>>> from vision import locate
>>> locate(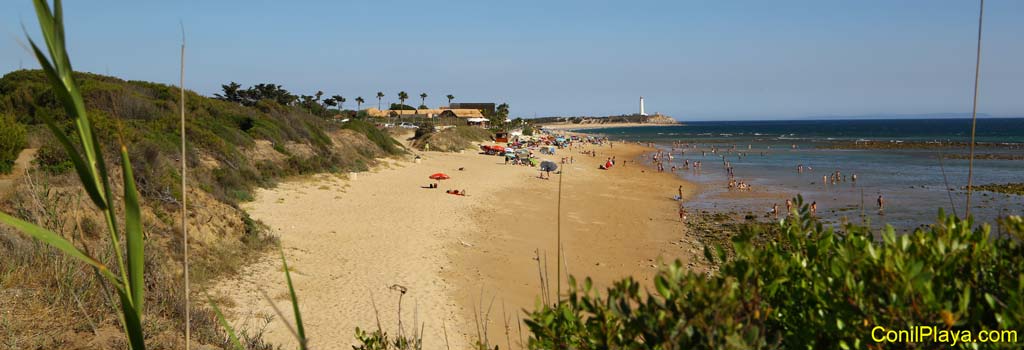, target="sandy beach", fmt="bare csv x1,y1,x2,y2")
215,136,704,349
